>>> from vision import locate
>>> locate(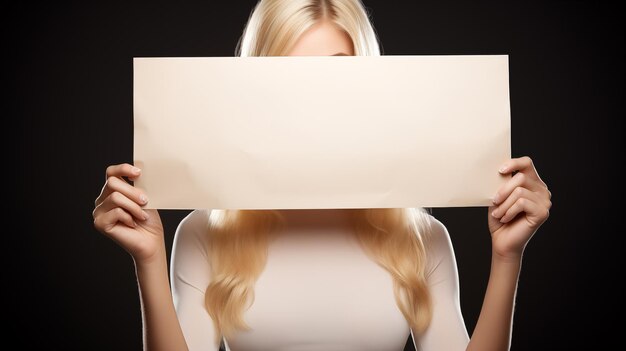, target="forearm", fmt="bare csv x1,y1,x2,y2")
466,252,522,351
135,247,189,351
